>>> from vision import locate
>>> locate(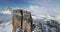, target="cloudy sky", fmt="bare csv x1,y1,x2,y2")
0,0,60,16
